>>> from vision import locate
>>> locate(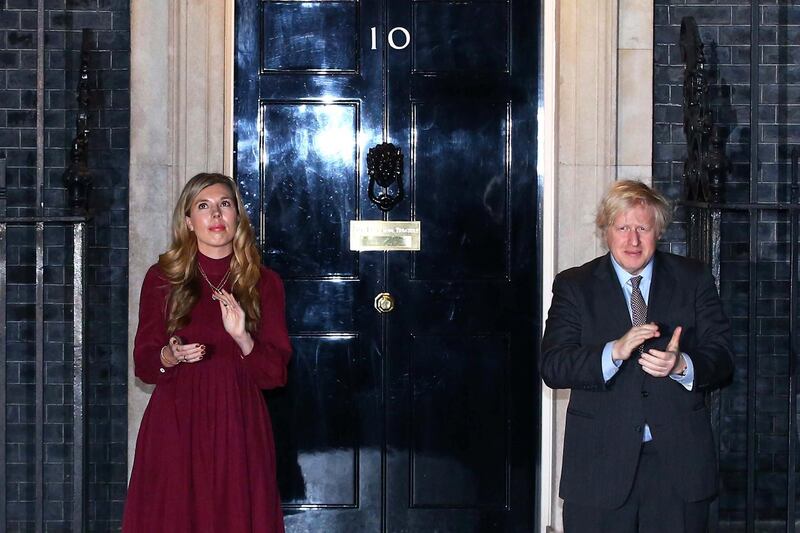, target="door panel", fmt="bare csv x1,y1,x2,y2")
273,334,361,507
412,3,509,74
262,2,359,72
408,335,509,508
236,1,539,531
410,101,509,280
261,102,359,278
